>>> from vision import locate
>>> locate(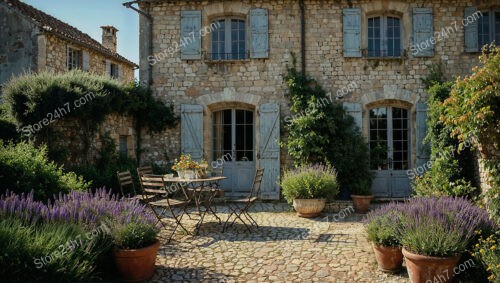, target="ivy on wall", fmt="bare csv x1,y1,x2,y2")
2,70,177,164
